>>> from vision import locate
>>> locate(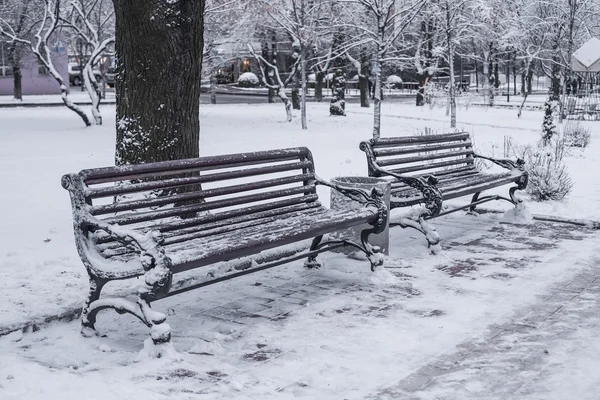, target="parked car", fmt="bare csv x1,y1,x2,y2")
68,63,102,86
